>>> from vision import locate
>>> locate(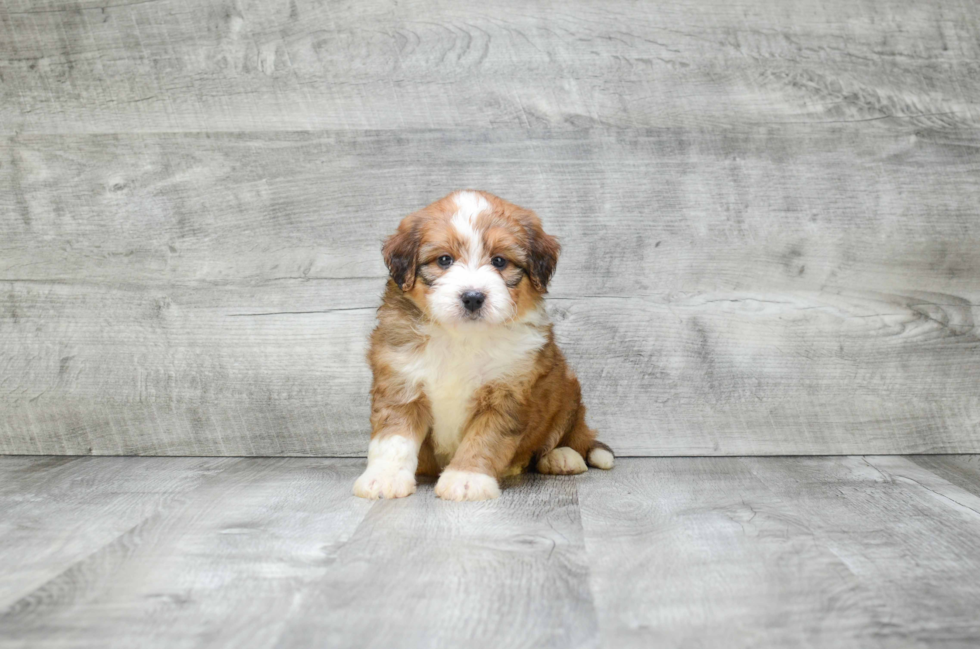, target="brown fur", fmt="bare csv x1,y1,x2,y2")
363,190,611,497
